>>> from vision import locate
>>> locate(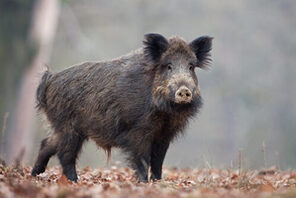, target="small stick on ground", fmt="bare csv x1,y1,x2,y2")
275,151,280,170
238,149,242,176
1,112,9,160
261,141,267,168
